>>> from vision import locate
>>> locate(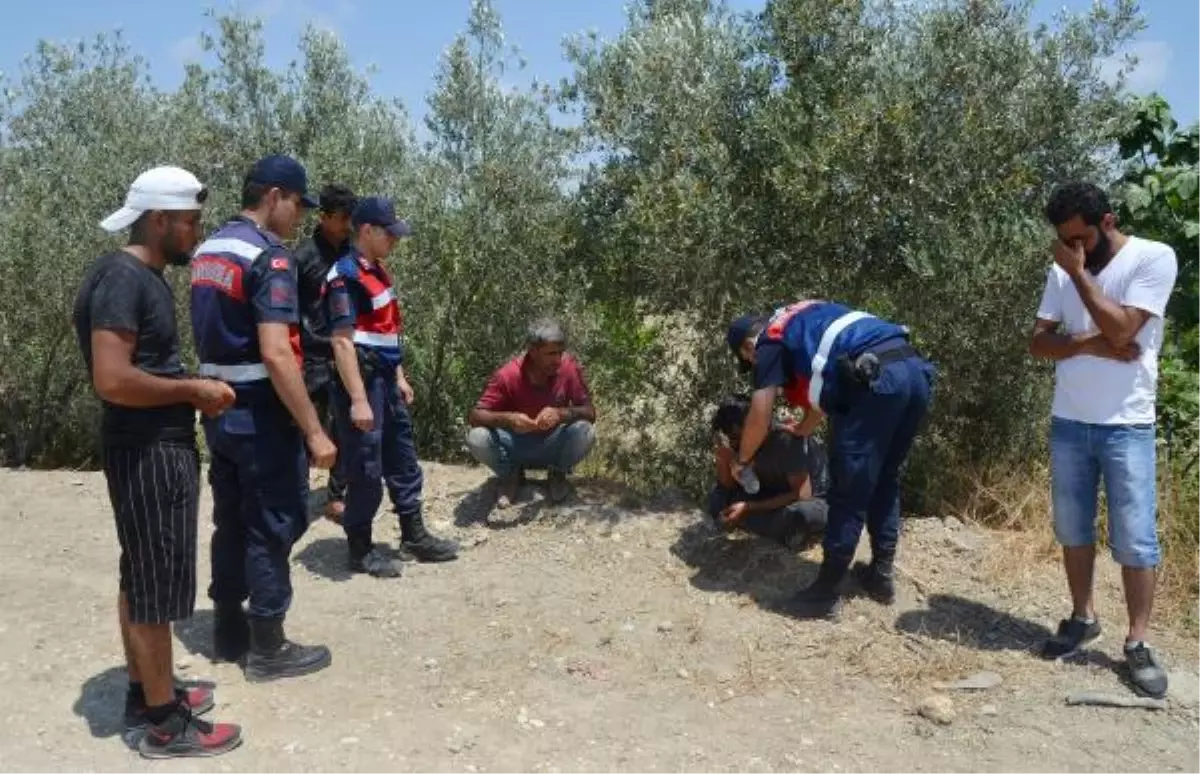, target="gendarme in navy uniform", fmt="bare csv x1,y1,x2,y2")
325,196,459,577
727,299,935,618
190,154,335,682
